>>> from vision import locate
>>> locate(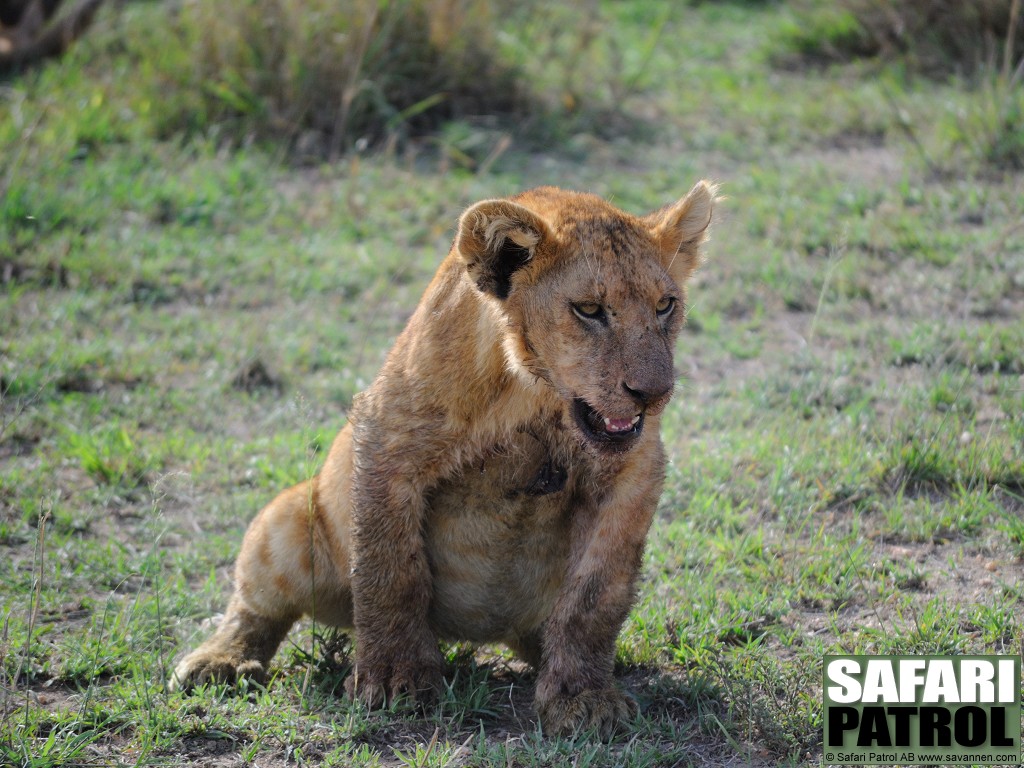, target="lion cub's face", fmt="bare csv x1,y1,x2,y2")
457,183,716,453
